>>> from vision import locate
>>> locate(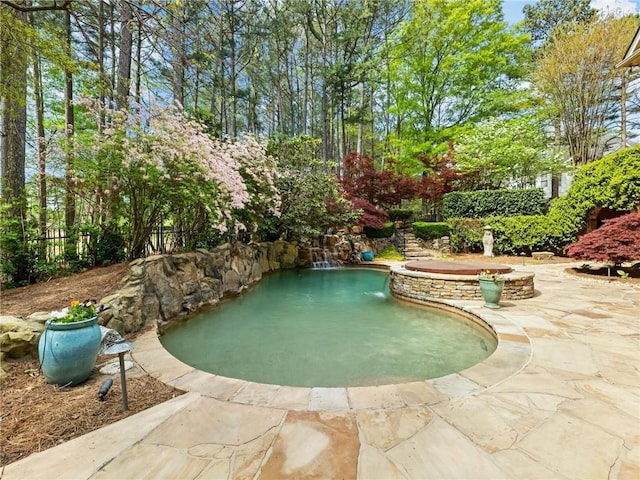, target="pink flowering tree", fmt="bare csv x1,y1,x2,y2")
69,101,279,259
